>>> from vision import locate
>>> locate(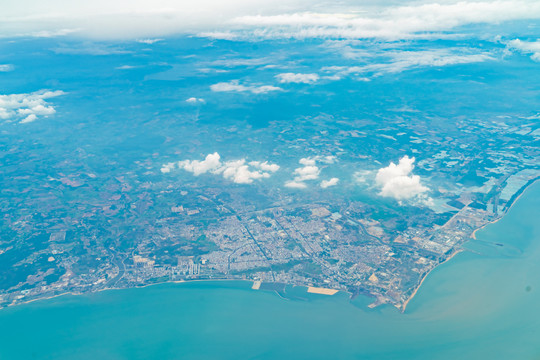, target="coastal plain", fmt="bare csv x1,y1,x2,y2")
0,181,539,359
1,34,539,312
